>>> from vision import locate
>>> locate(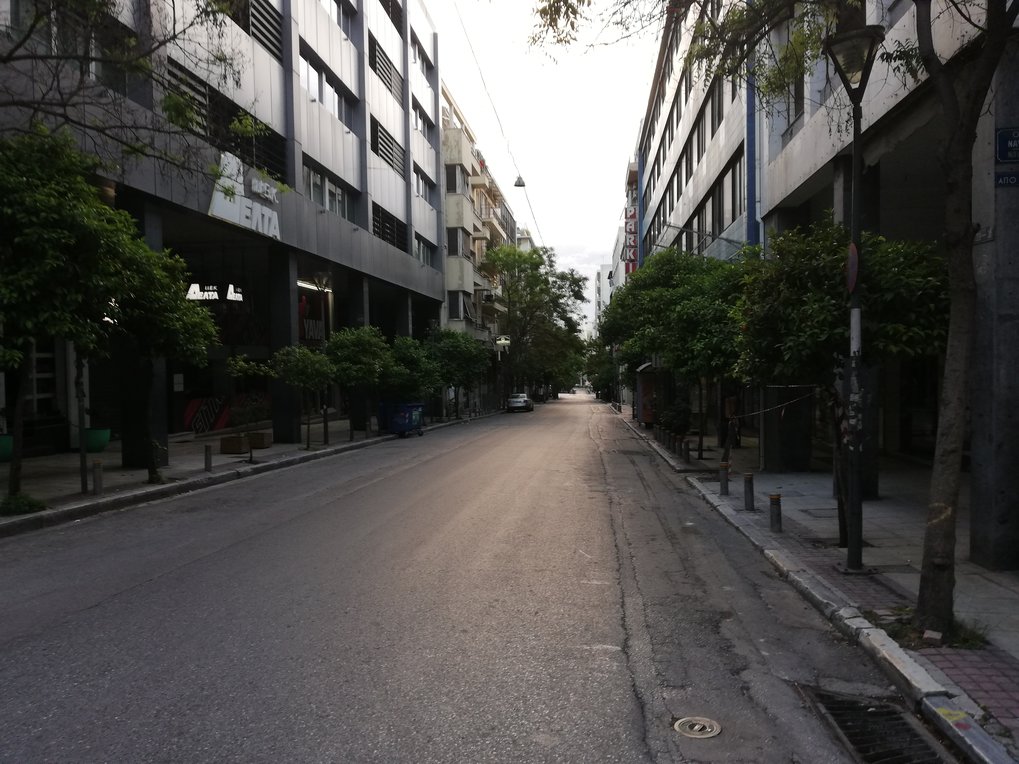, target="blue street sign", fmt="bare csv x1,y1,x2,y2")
995,128,1019,163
